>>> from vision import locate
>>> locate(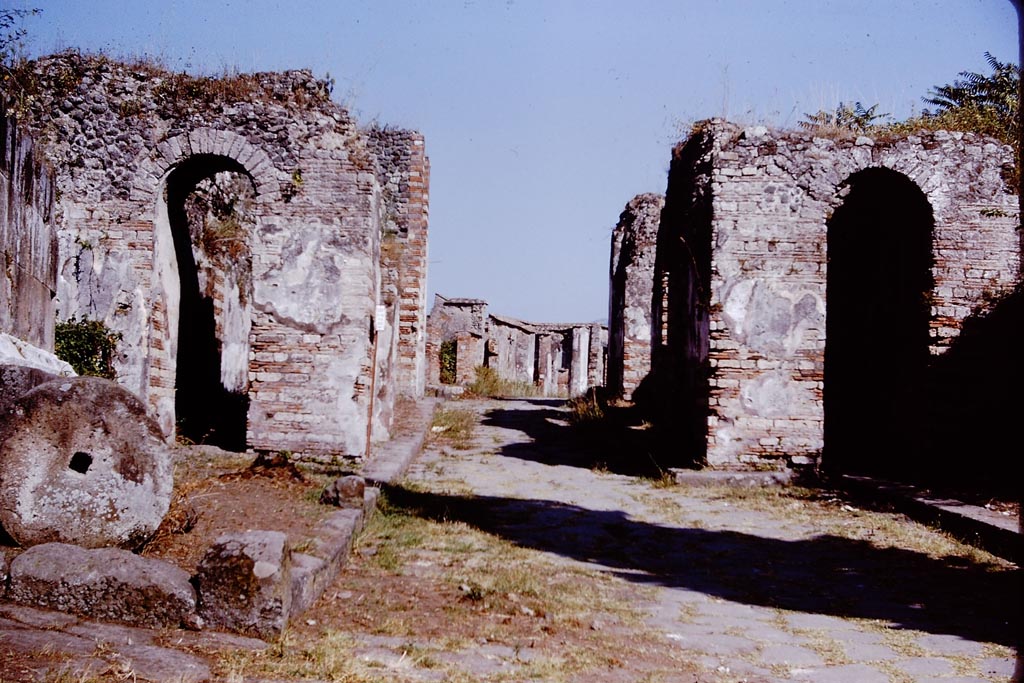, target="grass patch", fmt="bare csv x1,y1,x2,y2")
430,407,476,450
466,366,538,398
215,630,379,682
